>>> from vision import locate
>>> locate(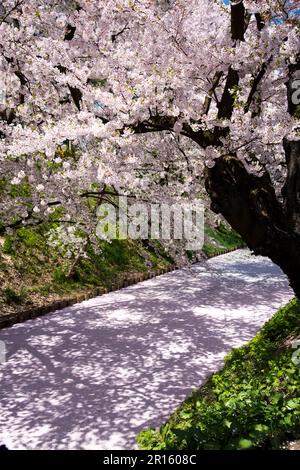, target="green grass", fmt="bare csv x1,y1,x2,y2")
3,287,26,305
1,220,243,307
137,299,300,450
203,223,244,257
0,224,173,303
